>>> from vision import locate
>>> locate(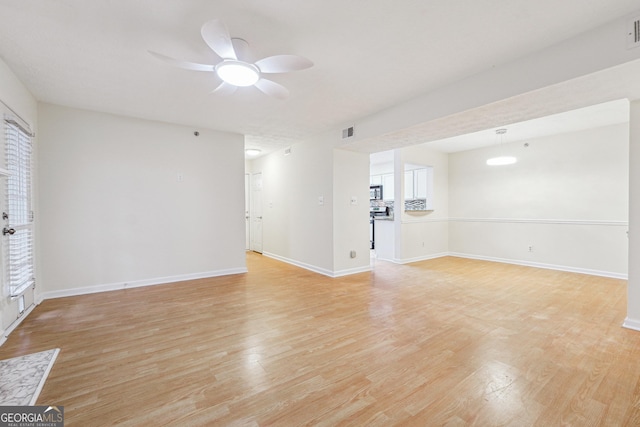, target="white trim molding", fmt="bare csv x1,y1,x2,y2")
263,252,334,277
448,217,628,227
333,266,372,277
38,268,248,301
0,302,38,347
2,267,248,347
399,252,450,264
623,317,640,332
376,252,449,265
401,218,449,224
373,251,627,279
263,252,372,278
449,252,628,280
